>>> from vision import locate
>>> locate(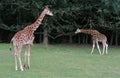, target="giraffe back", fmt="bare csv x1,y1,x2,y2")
80,29,107,42
90,30,107,42
11,26,35,46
